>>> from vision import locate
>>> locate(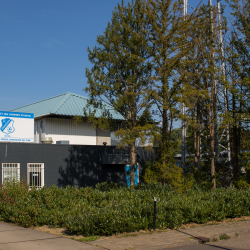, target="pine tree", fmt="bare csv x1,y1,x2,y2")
141,0,196,187
84,0,154,185
226,0,250,187
182,2,228,188
146,0,191,146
